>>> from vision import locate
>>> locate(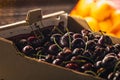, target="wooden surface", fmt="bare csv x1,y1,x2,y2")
0,0,77,26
